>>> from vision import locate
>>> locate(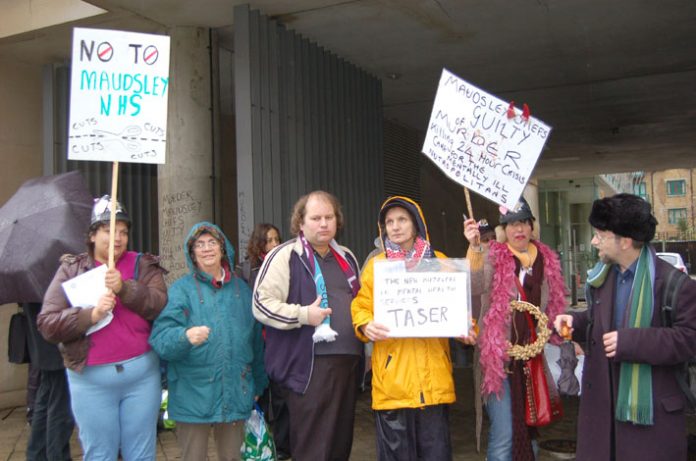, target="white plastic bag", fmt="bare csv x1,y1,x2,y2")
241,403,276,461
